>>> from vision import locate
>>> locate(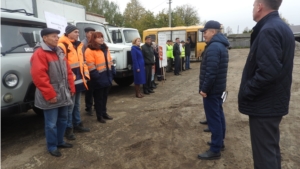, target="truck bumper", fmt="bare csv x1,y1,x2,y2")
1,102,32,116
115,69,133,78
